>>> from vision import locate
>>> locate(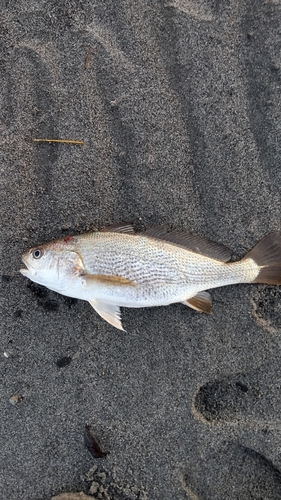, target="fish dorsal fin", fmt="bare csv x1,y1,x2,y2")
142,227,231,262
182,291,212,313
101,223,135,234
88,299,124,331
